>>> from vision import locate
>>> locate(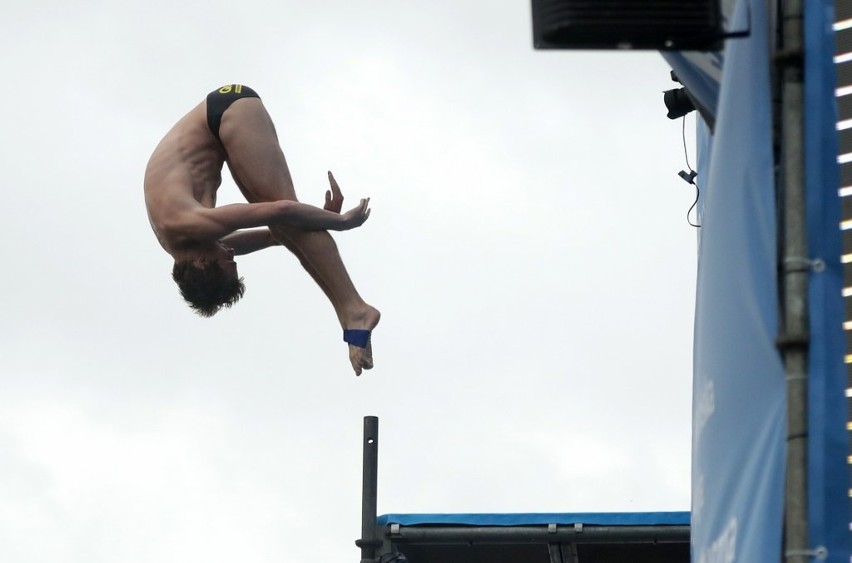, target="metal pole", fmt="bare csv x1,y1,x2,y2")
356,416,381,563
777,0,809,561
